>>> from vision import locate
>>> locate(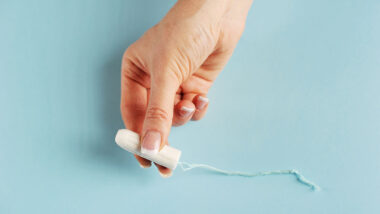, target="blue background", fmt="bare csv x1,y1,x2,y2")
1,0,379,213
